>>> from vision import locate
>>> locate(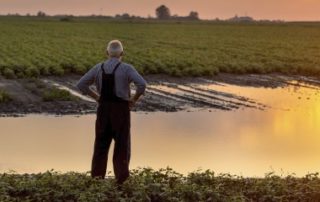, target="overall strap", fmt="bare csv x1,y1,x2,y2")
100,63,105,74
112,62,122,75
100,62,121,74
